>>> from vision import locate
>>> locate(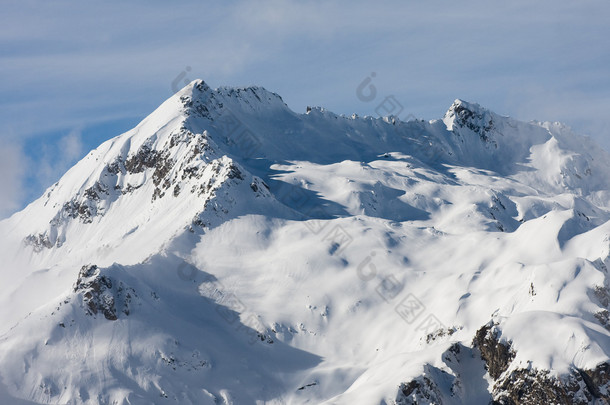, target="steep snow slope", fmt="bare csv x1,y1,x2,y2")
0,80,609,404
